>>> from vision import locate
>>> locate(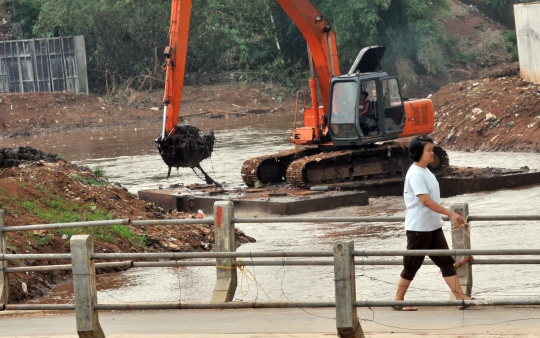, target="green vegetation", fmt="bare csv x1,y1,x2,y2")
457,52,477,65
487,0,507,12
34,183,50,194
503,30,518,62
21,198,111,223
7,191,147,248
92,166,106,178
1,0,503,94
71,174,108,186
90,225,146,248
25,232,51,247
